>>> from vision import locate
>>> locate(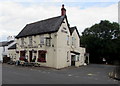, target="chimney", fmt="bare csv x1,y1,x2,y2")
61,4,66,16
